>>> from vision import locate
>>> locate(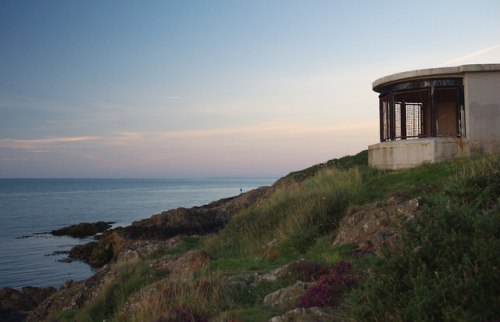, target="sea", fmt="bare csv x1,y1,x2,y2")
0,178,275,289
